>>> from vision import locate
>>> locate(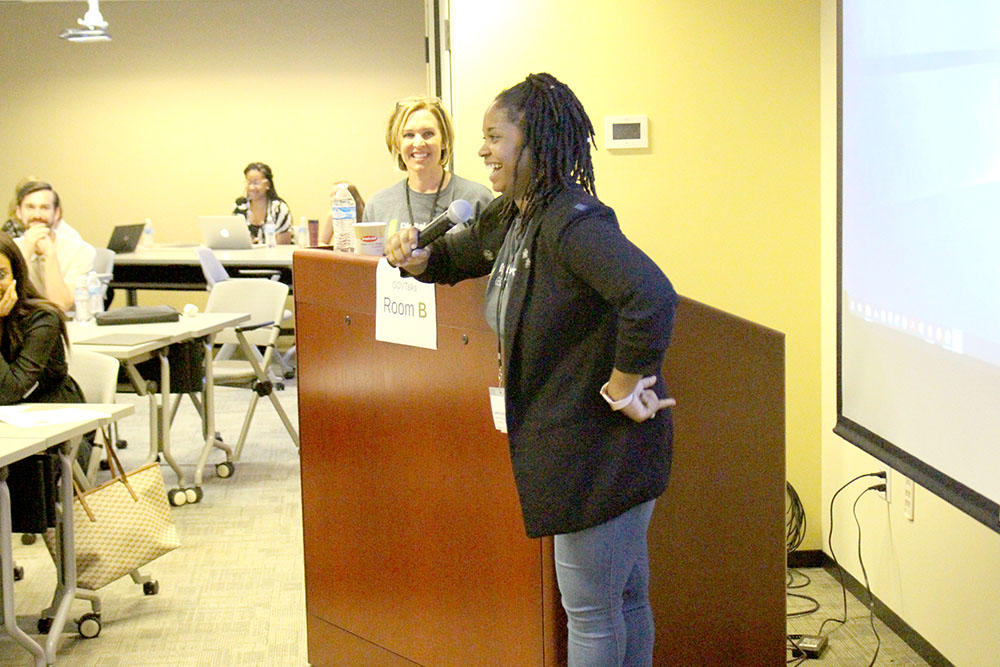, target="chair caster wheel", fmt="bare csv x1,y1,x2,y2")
216,461,235,479
185,487,203,504
99,459,110,471
168,488,187,506
20,533,36,545
37,617,52,634
13,565,24,581
78,612,101,639
143,580,160,595
115,438,128,449
283,369,296,379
